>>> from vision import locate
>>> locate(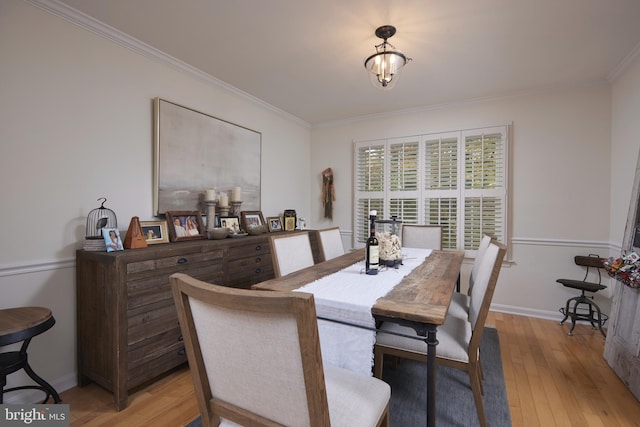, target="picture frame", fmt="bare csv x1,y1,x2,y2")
102,228,124,252
219,216,241,234
267,216,283,232
284,215,296,232
240,211,265,231
153,98,262,215
140,220,169,245
166,211,206,242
